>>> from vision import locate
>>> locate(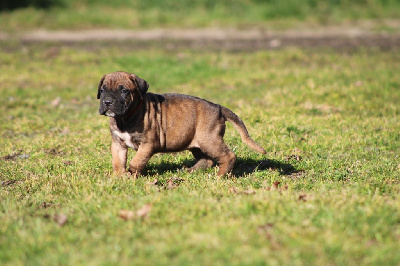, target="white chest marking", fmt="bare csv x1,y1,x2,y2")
112,131,135,149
